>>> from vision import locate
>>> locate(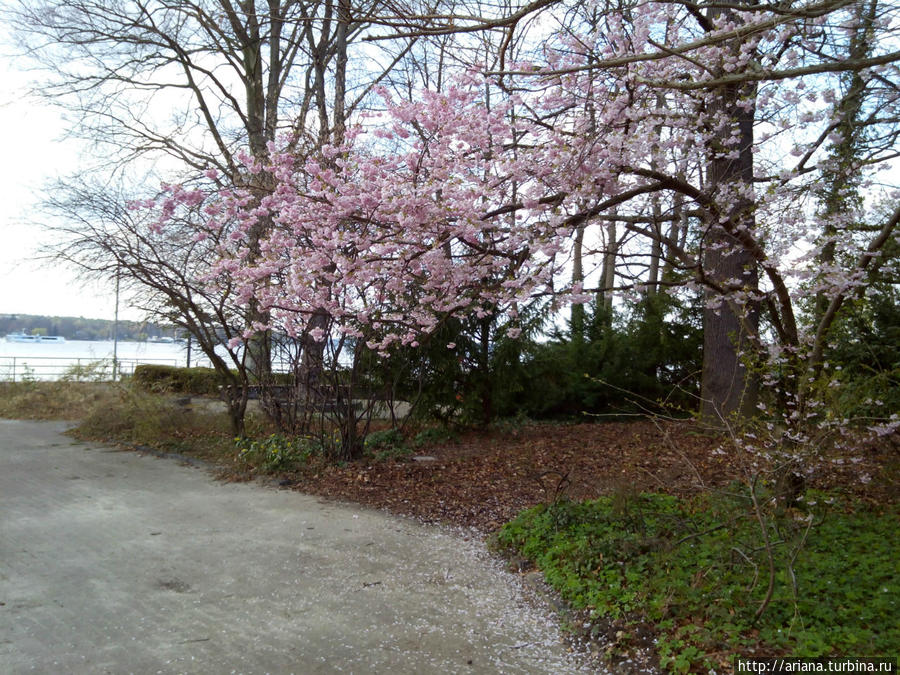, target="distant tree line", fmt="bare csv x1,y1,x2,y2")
0,314,178,342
